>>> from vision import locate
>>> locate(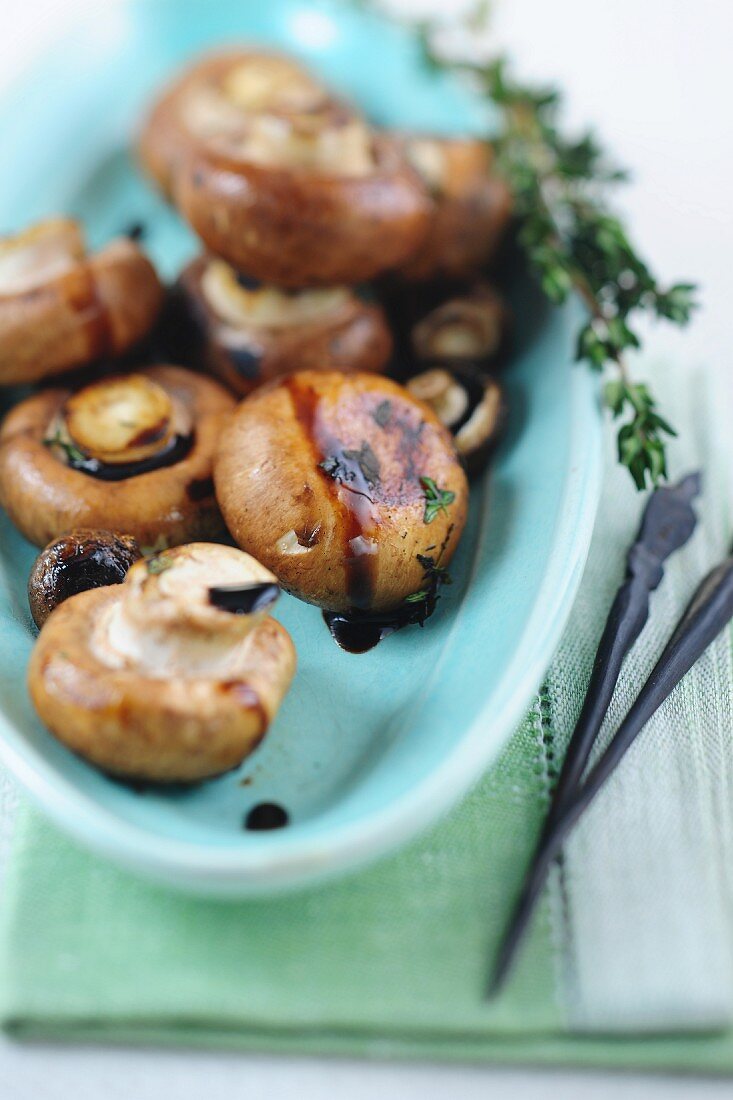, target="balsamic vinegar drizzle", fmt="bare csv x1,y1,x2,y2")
323,608,411,653
286,377,378,614
59,432,193,481
209,582,280,615
325,525,455,653
244,802,289,831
